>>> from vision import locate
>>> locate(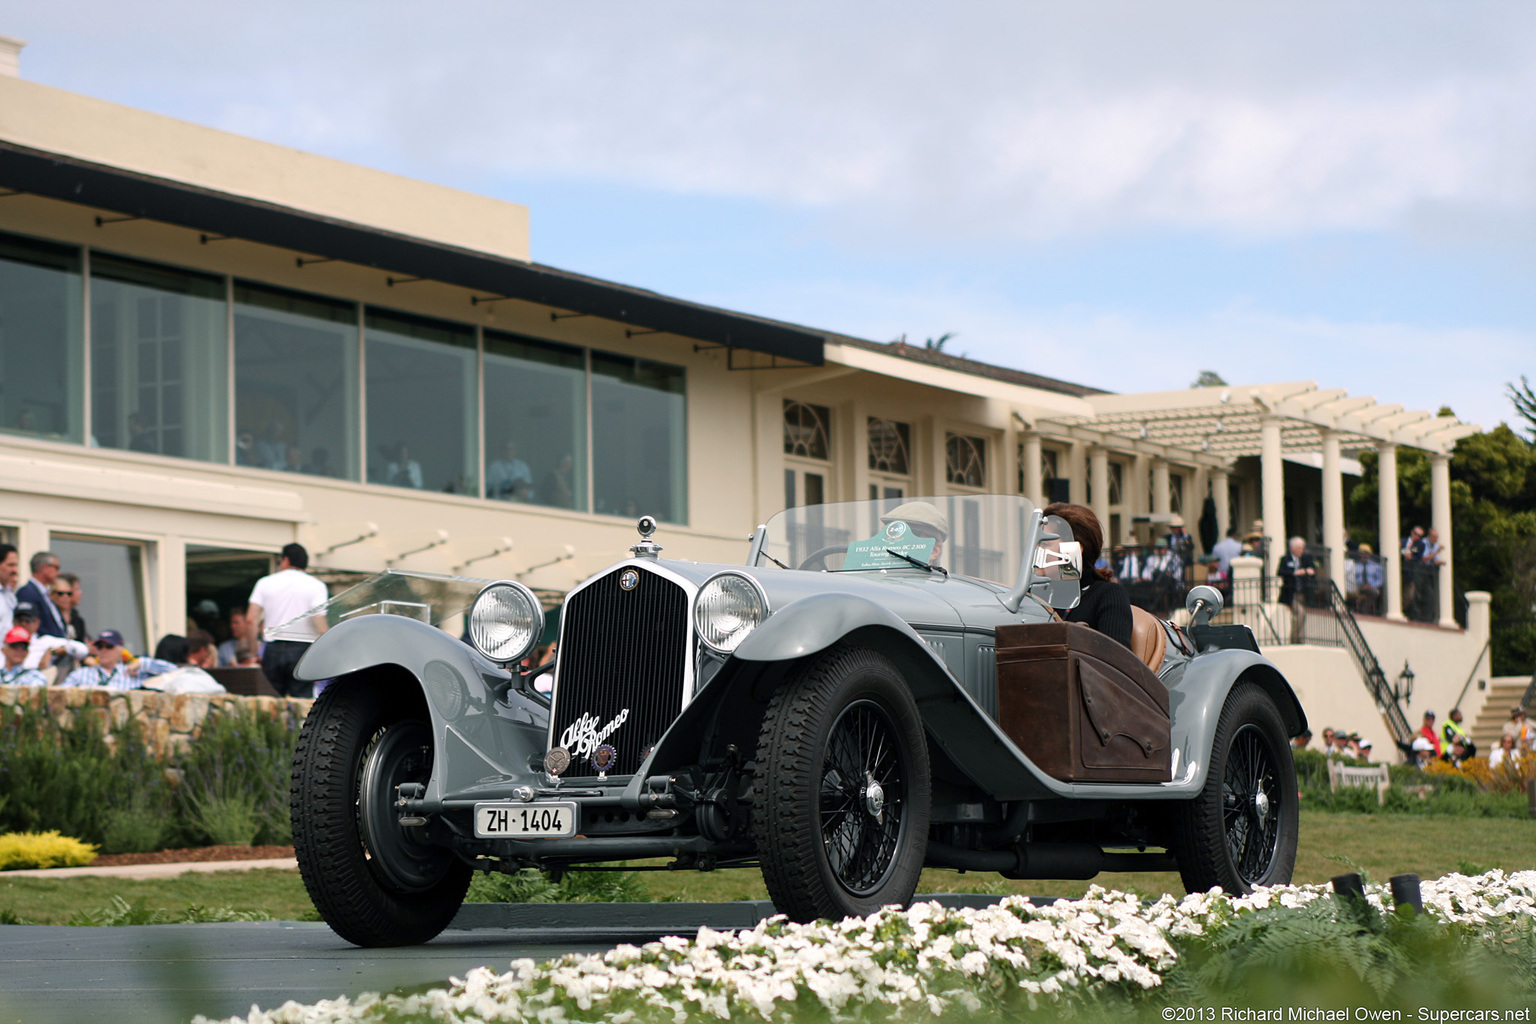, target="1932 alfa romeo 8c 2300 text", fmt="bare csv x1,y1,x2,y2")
283,495,1306,946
